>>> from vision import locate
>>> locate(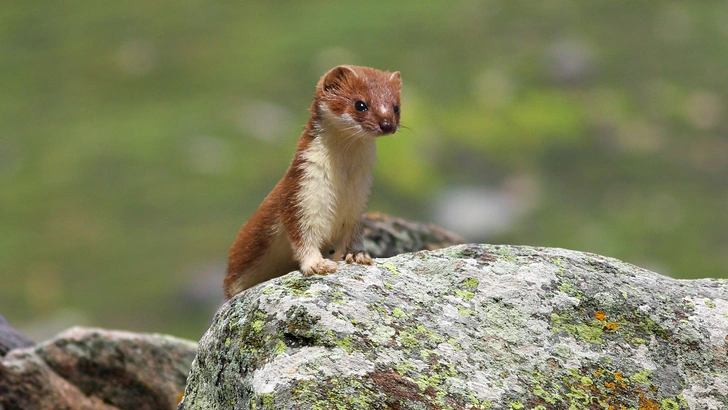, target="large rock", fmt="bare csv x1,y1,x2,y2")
179,244,728,409
0,327,197,410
